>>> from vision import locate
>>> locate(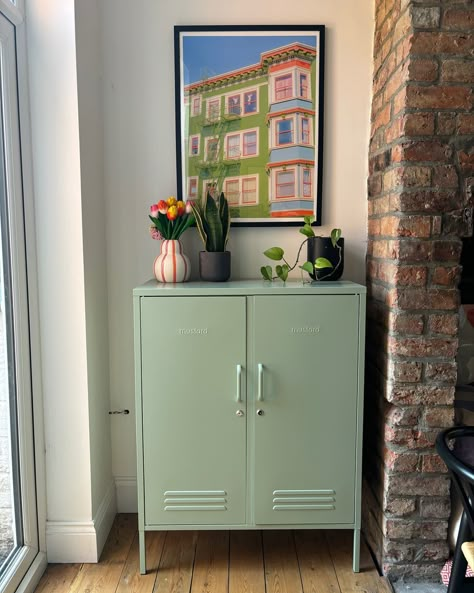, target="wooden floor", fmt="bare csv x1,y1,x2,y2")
34,514,392,593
